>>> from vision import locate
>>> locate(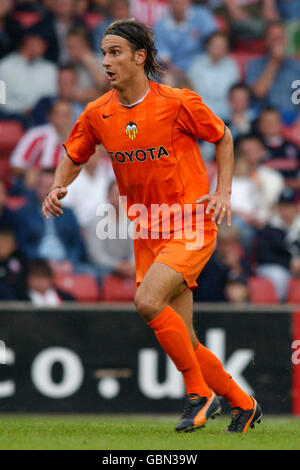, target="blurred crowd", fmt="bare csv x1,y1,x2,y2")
0,0,300,305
